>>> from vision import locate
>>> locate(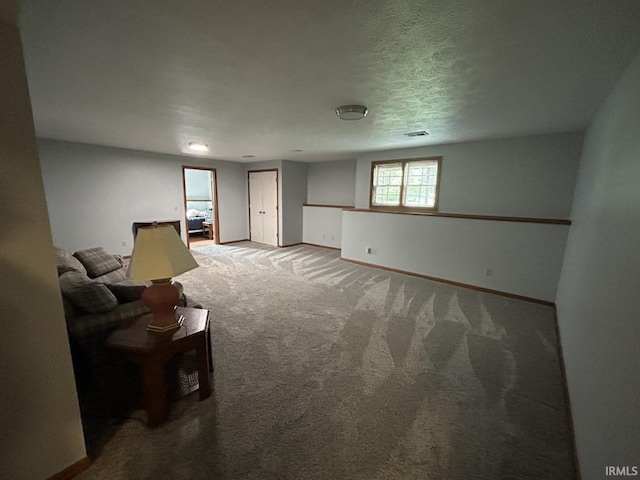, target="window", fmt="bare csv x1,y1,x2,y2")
370,157,441,210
